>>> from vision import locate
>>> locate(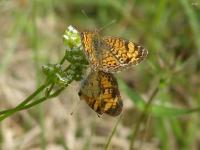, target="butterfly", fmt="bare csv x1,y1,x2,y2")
80,30,148,73
78,71,123,116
